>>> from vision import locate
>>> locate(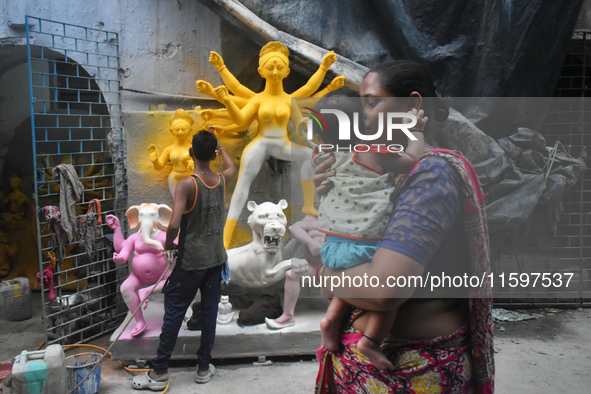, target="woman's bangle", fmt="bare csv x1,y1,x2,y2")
216,148,226,154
